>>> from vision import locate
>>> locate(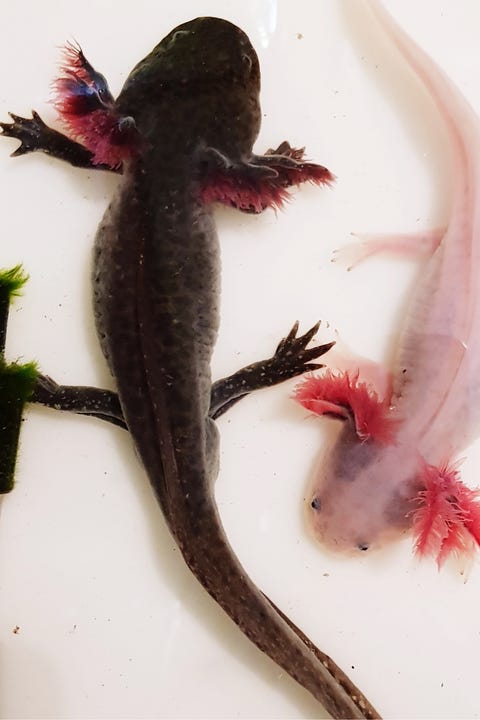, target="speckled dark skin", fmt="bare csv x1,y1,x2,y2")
1,18,379,719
